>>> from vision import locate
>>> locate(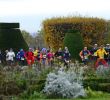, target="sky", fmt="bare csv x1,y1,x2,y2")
0,0,110,34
